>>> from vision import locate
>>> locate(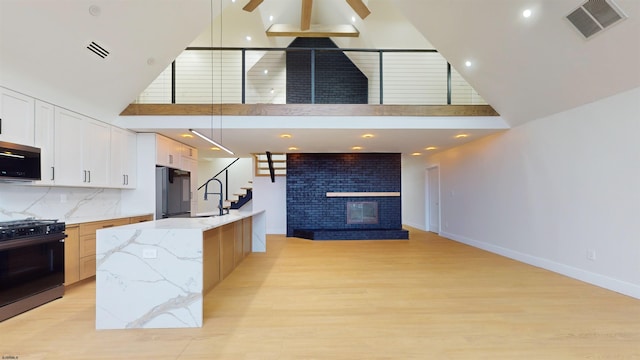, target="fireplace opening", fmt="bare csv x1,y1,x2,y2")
347,201,378,224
